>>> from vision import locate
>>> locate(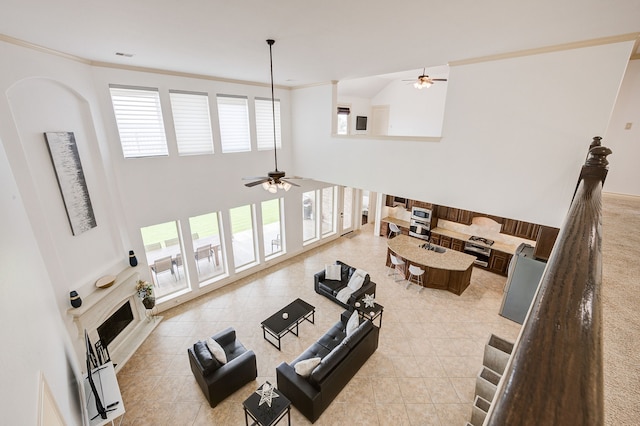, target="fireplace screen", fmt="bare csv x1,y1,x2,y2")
97,301,134,347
